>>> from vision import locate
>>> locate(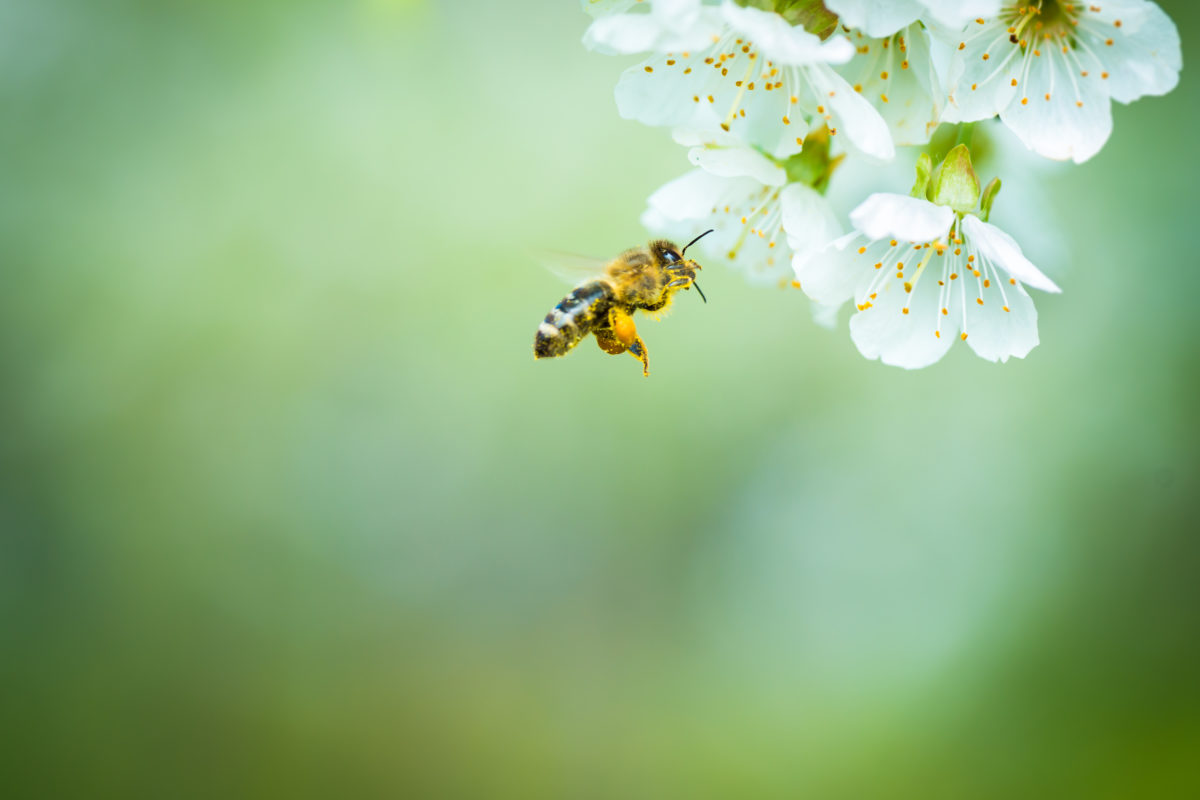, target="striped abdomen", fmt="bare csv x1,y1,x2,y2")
534,280,614,359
